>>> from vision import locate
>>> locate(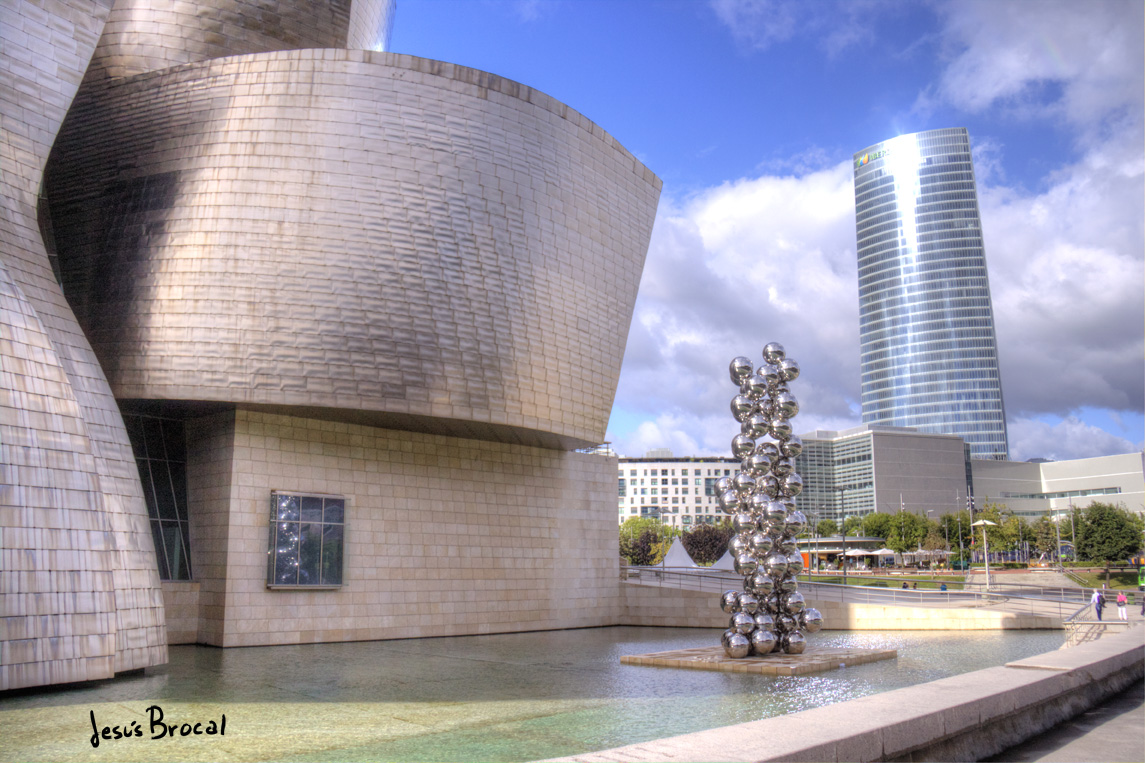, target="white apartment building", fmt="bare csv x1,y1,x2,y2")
617,451,740,527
